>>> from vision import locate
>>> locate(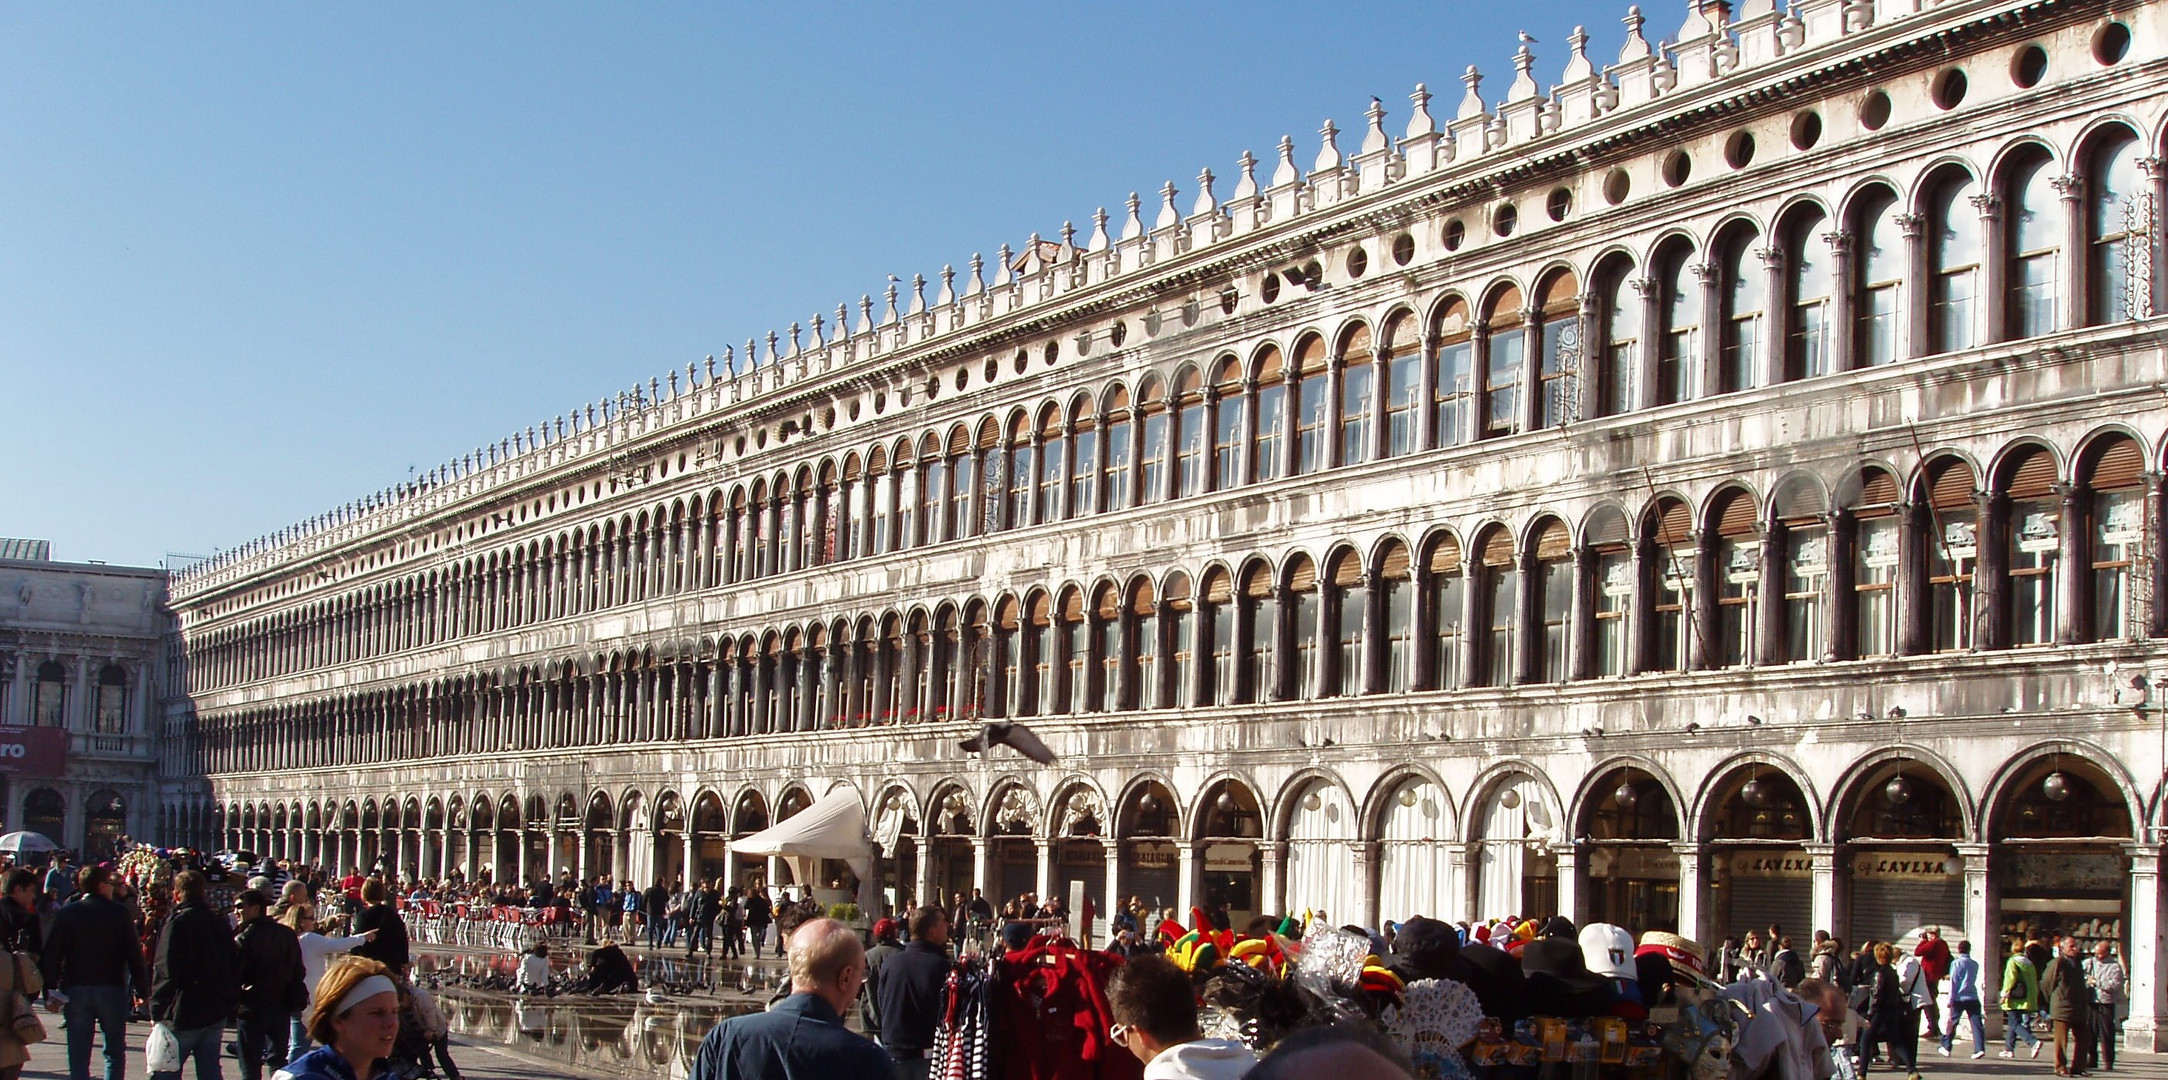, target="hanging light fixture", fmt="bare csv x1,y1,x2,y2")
1740,776,1770,808
1499,787,1522,810
1303,791,1322,812
2043,771,2071,802
1614,780,1640,808
1139,791,1159,813
1399,787,1420,808
1884,774,1912,805
1216,791,1237,814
